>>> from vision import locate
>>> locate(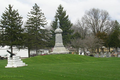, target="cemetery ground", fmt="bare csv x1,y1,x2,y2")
0,54,120,80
